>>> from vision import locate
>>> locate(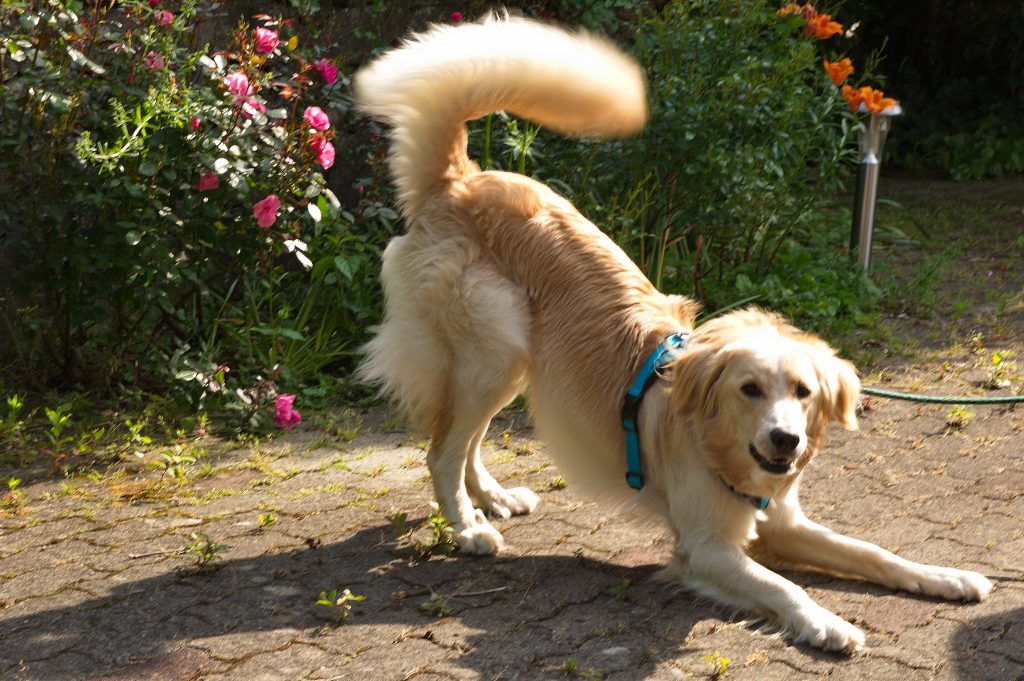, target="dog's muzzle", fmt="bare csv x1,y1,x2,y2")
748,443,794,475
